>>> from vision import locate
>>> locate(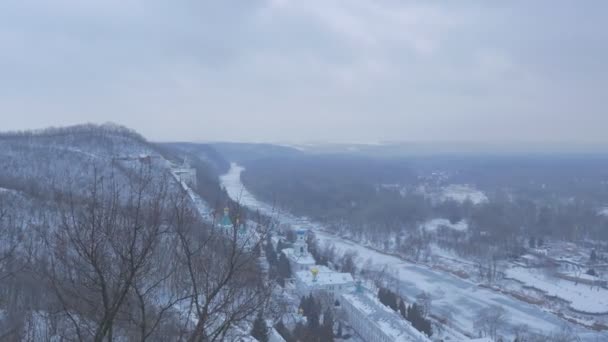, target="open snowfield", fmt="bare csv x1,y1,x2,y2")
441,184,488,205
422,218,468,232
221,163,607,341
0,187,18,194
505,267,608,314
310,233,606,339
